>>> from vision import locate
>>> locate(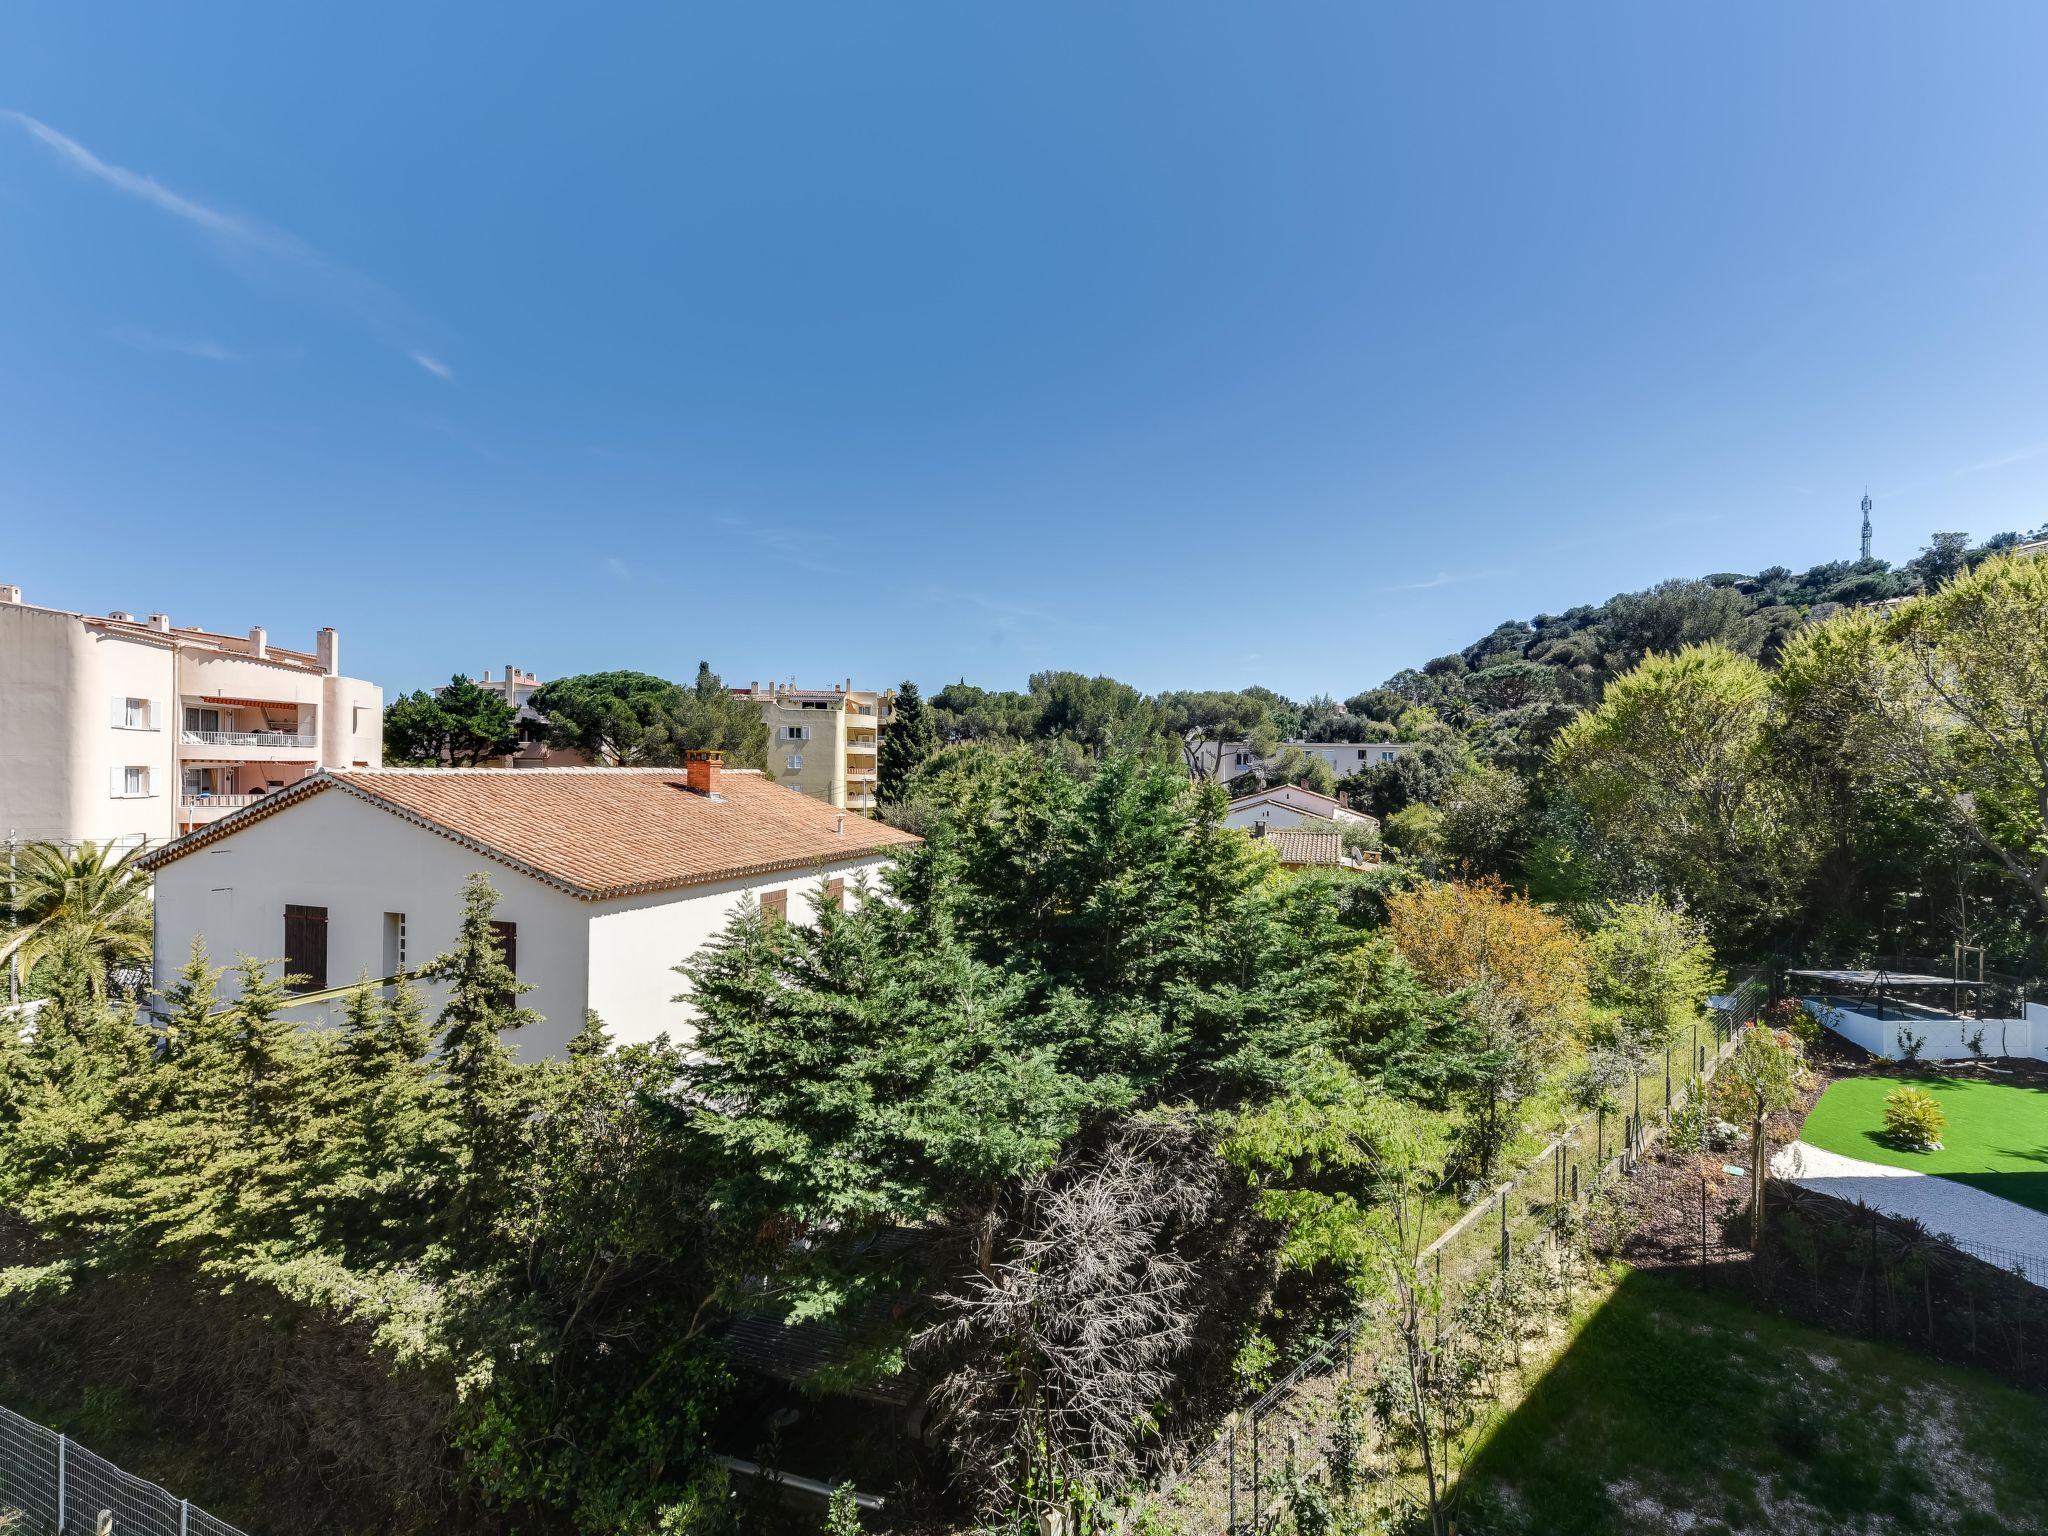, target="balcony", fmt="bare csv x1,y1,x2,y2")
846,737,878,757
182,728,316,750
178,793,271,825
845,792,878,811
